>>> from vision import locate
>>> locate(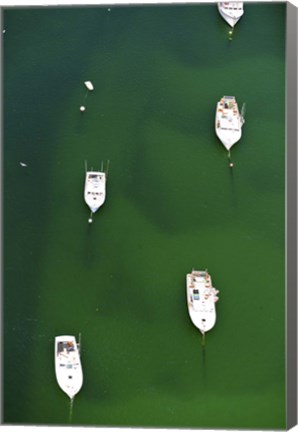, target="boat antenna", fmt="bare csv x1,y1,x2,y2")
78,333,82,352
241,102,246,122
88,212,93,224
105,159,110,178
